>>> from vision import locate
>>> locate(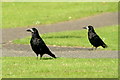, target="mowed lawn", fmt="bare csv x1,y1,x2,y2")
2,57,118,78
2,2,118,28
13,25,118,50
